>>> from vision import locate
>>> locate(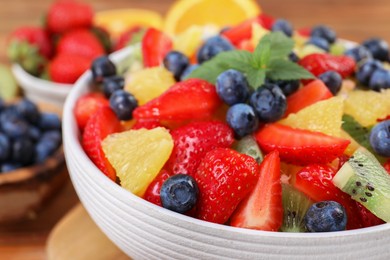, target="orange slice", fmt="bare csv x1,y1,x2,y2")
164,0,261,35
94,9,163,38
